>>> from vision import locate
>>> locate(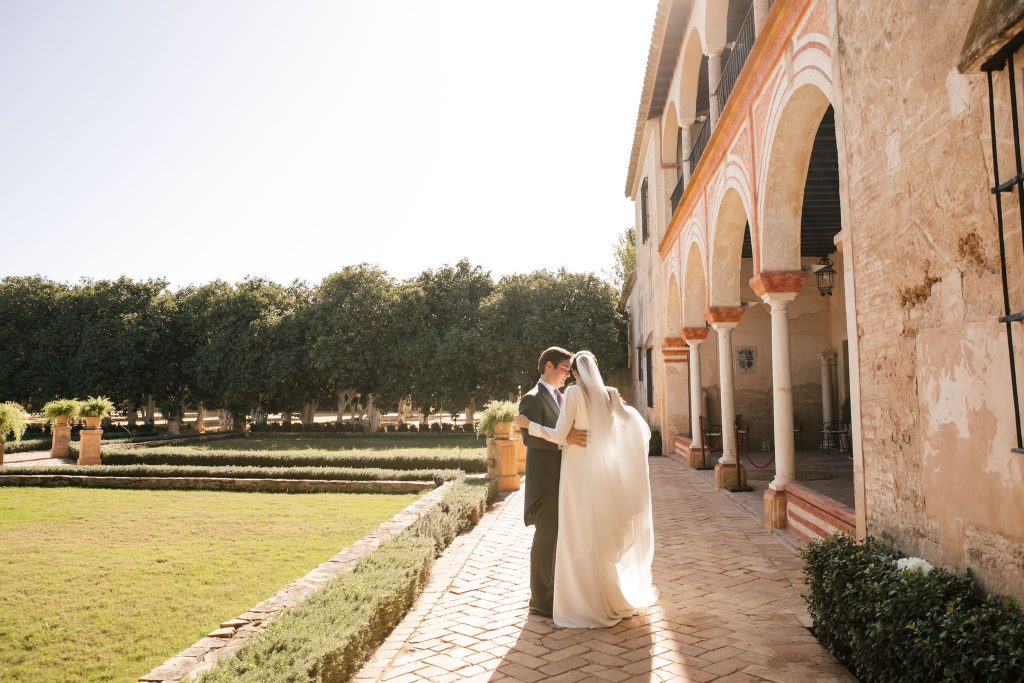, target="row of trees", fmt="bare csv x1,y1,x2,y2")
0,261,626,428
